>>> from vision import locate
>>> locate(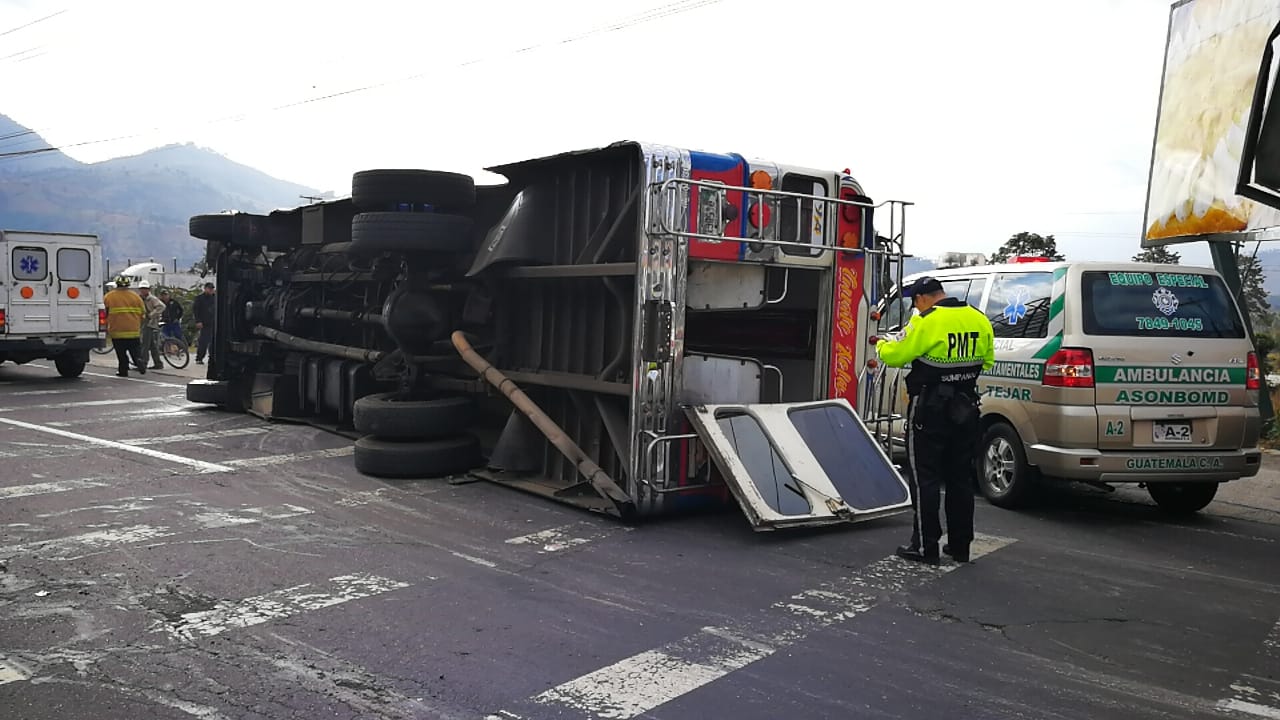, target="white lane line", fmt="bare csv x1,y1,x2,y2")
45,406,203,428
0,504,313,560
0,656,29,685
334,488,391,507
0,478,110,499
8,389,75,397
136,689,232,720
0,427,271,460
518,533,1016,720
189,504,313,529
122,427,271,446
159,573,412,641
1222,699,1280,719
0,396,169,413
505,522,631,553
31,362,185,388
224,446,354,468
450,551,498,568
0,417,233,473
1219,618,1280,718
